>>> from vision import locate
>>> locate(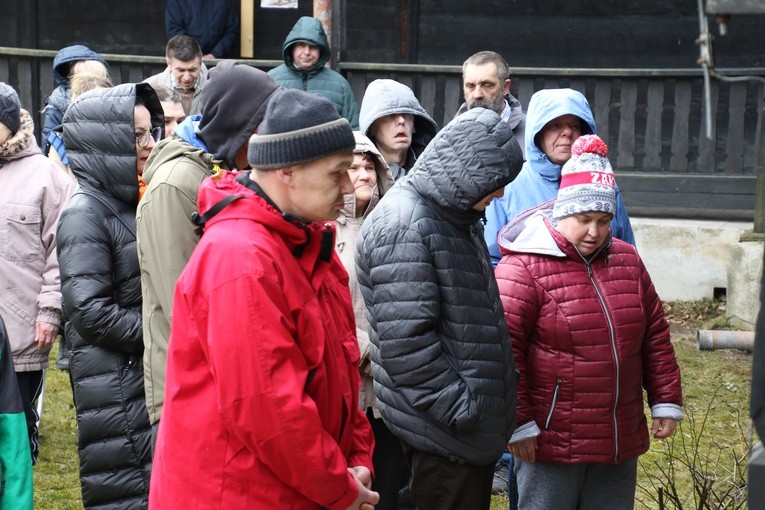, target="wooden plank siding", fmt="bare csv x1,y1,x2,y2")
0,47,762,220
